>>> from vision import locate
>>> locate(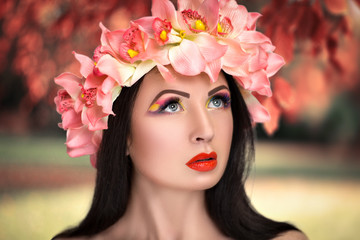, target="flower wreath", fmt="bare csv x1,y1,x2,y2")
54,0,285,167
